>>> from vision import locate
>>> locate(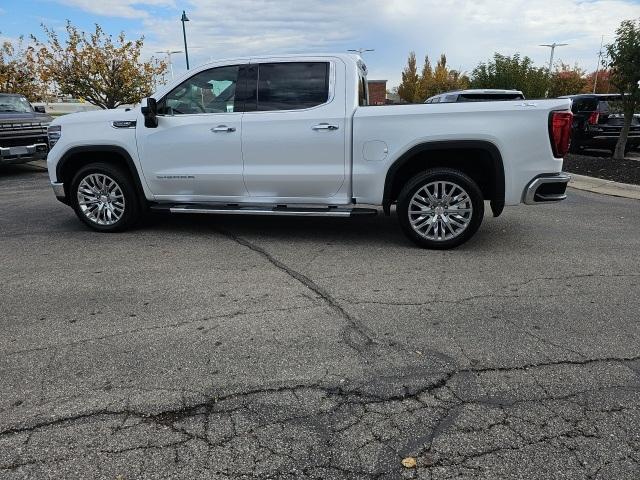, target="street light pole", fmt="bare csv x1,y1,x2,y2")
156,50,183,80
181,11,190,70
540,42,568,97
593,35,605,93
348,48,374,56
